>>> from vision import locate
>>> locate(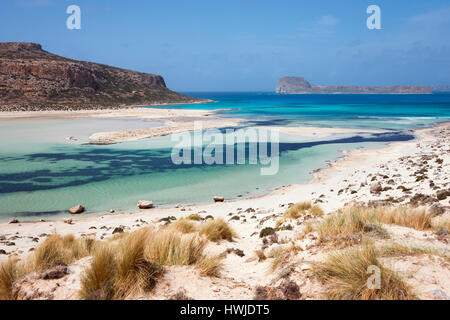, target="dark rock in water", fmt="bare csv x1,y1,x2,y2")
0,249,7,255
0,42,206,111
213,196,225,203
9,218,19,224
